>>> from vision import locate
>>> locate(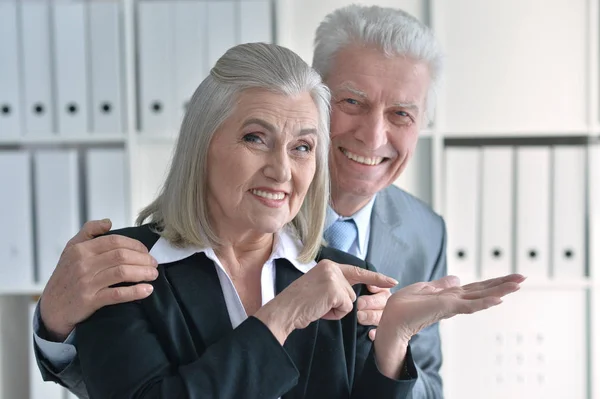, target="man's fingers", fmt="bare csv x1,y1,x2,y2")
92,265,159,292
357,309,382,326
366,284,392,294
368,329,377,341
83,234,150,256
96,284,154,308
339,264,398,288
357,290,390,310
67,219,112,247
89,249,157,275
